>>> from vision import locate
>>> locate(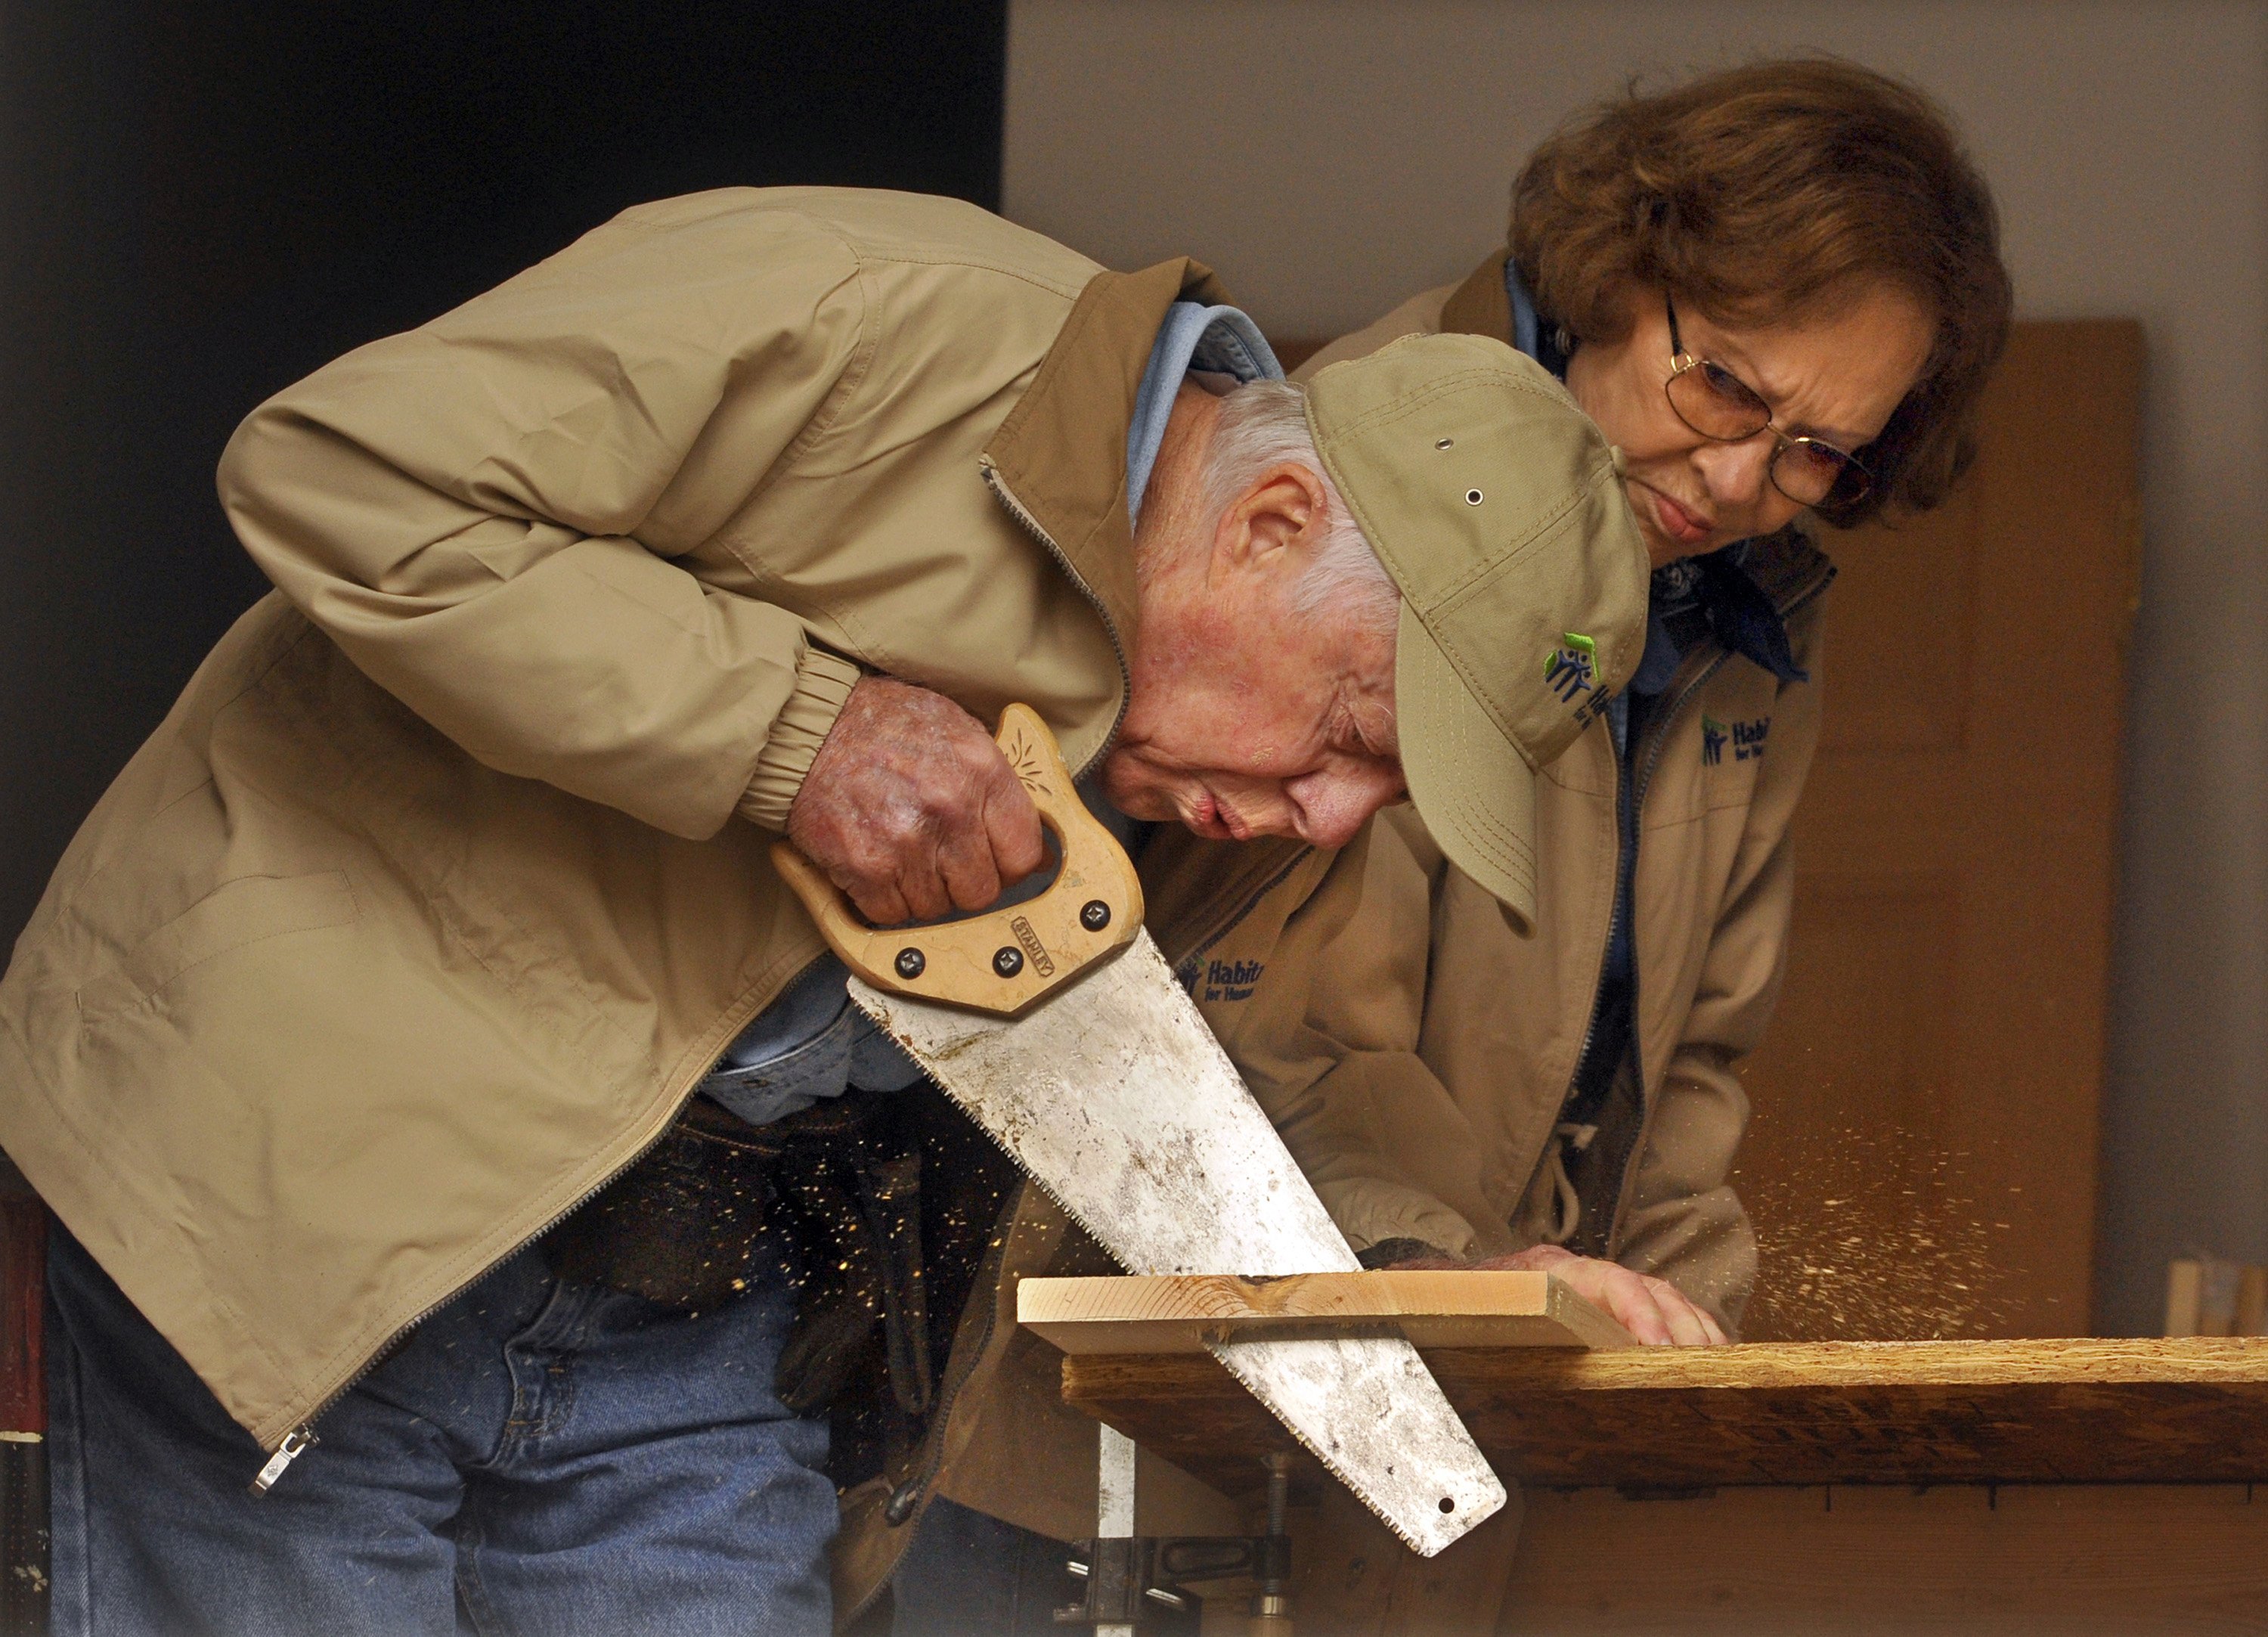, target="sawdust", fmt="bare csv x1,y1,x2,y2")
1736,1122,2023,1341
